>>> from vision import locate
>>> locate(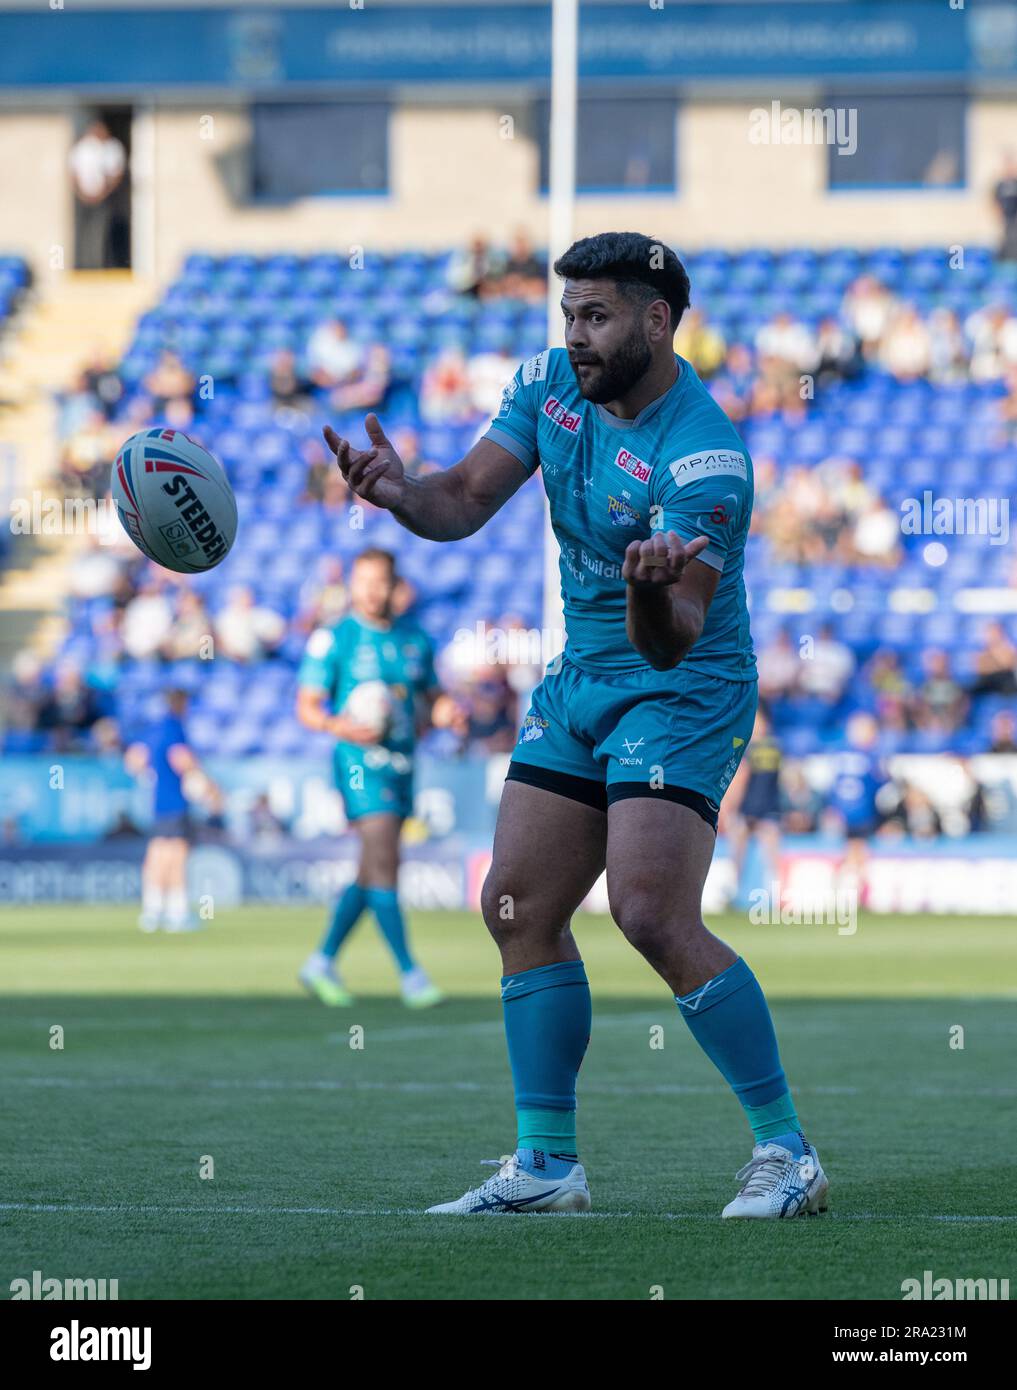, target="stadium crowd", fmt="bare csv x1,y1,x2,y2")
4,238,1017,842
